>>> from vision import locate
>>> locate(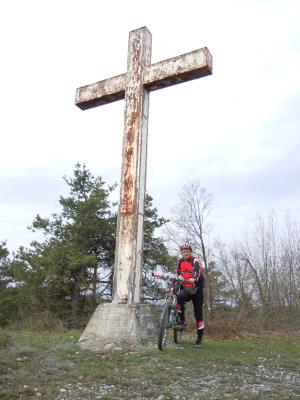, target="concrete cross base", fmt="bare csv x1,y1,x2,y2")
79,303,159,352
